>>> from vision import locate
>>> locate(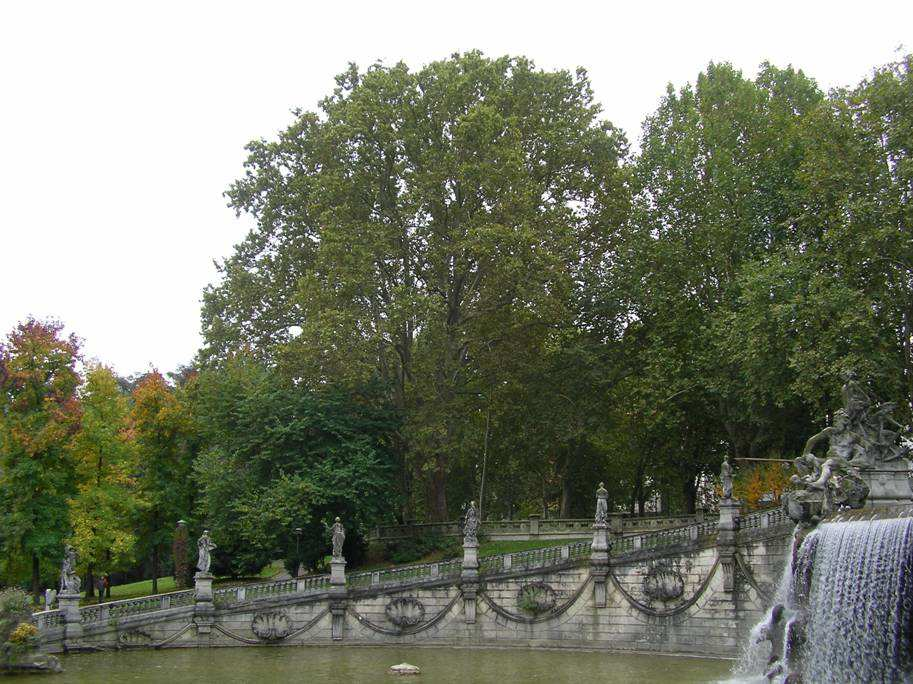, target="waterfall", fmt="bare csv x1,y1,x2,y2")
735,517,913,683
799,518,913,682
